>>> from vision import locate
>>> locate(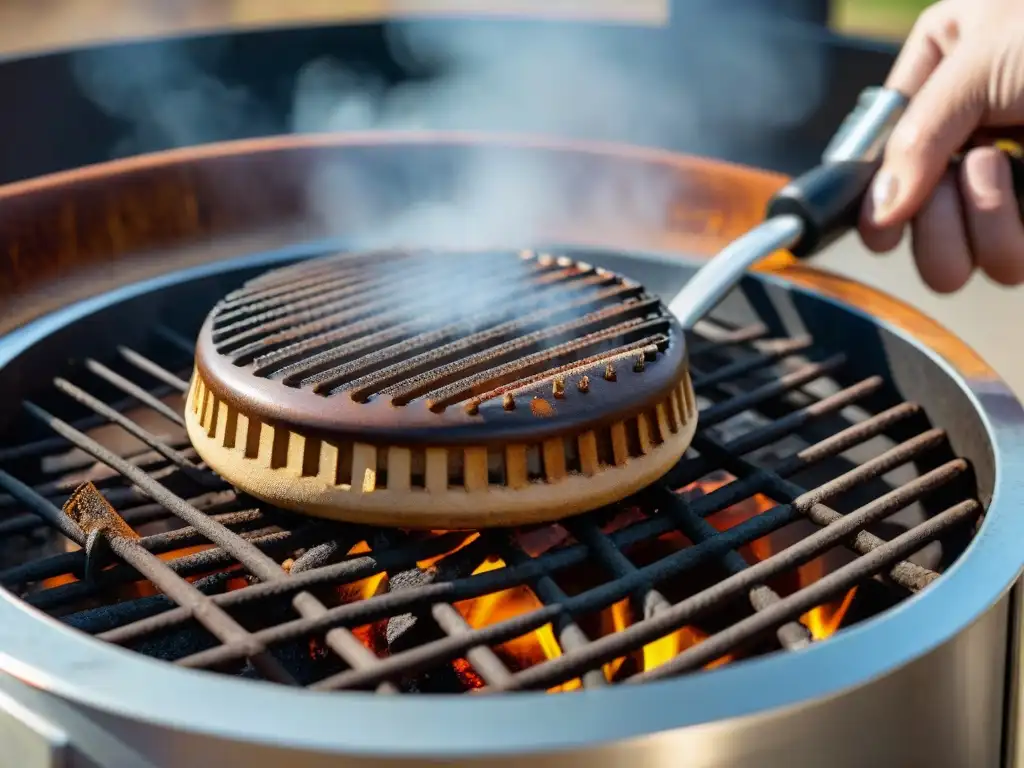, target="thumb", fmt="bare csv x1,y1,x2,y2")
868,51,986,228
